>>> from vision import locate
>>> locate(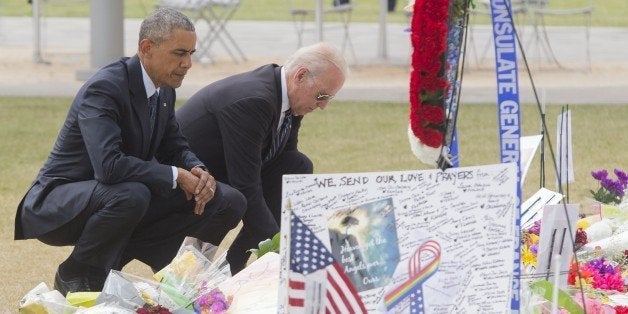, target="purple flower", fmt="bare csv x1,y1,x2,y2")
530,244,538,254
529,220,541,235
615,168,628,188
591,169,608,180
592,168,627,204
586,257,618,276
211,301,227,313
195,288,230,313
601,178,617,193
196,294,213,307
